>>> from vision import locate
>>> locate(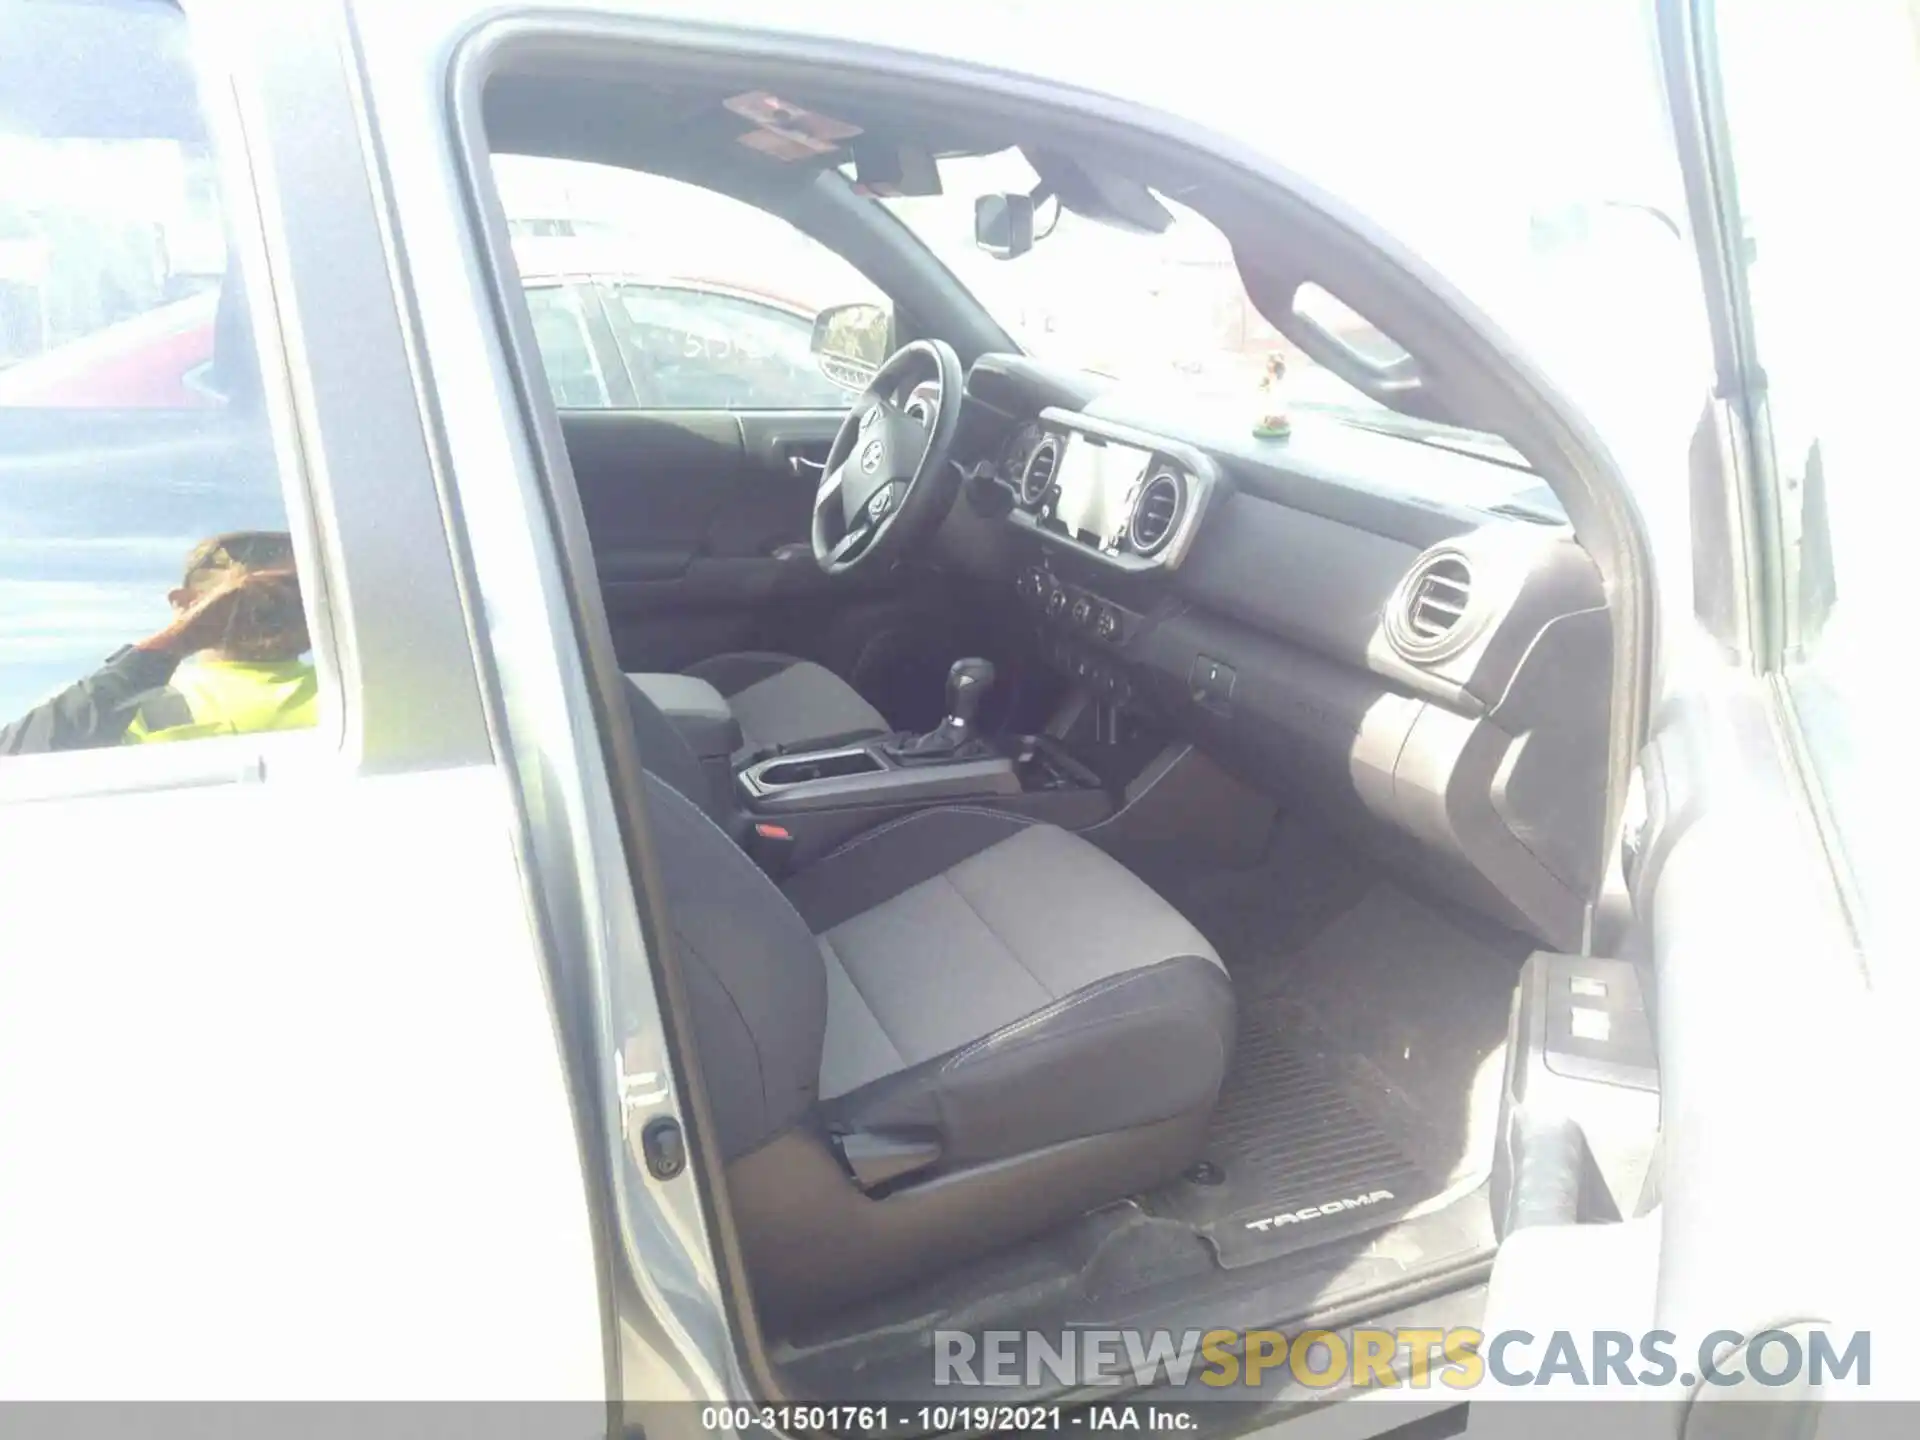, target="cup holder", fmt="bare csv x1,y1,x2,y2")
755,749,884,787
